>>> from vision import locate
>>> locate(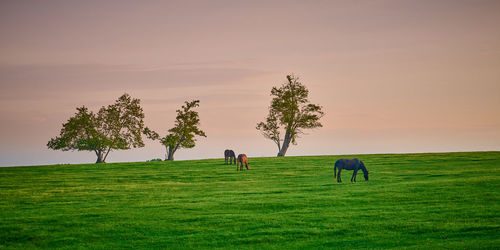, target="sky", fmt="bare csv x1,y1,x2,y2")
1,0,499,166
